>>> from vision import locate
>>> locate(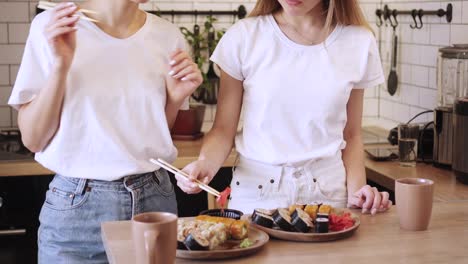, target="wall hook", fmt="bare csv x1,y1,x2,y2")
389,9,399,29
376,9,383,27
410,9,419,29
417,9,424,29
